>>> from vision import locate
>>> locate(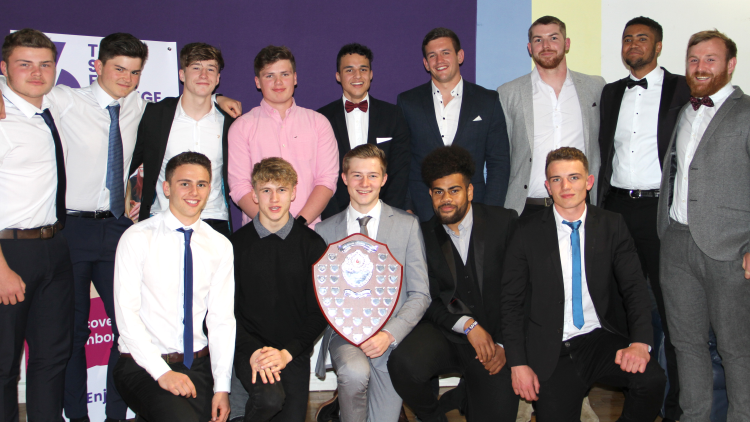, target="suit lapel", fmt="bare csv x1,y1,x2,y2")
375,202,394,244
419,83,446,148
157,100,179,170
521,75,535,152
583,207,598,299
605,79,628,178
571,71,593,155
697,87,742,153
434,220,458,287
332,100,352,153
366,96,378,145
541,208,565,296
471,204,485,295
454,82,474,146
657,69,678,165
334,211,348,242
